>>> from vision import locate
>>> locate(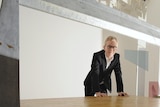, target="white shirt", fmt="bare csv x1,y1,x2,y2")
99,56,114,85
106,56,114,69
